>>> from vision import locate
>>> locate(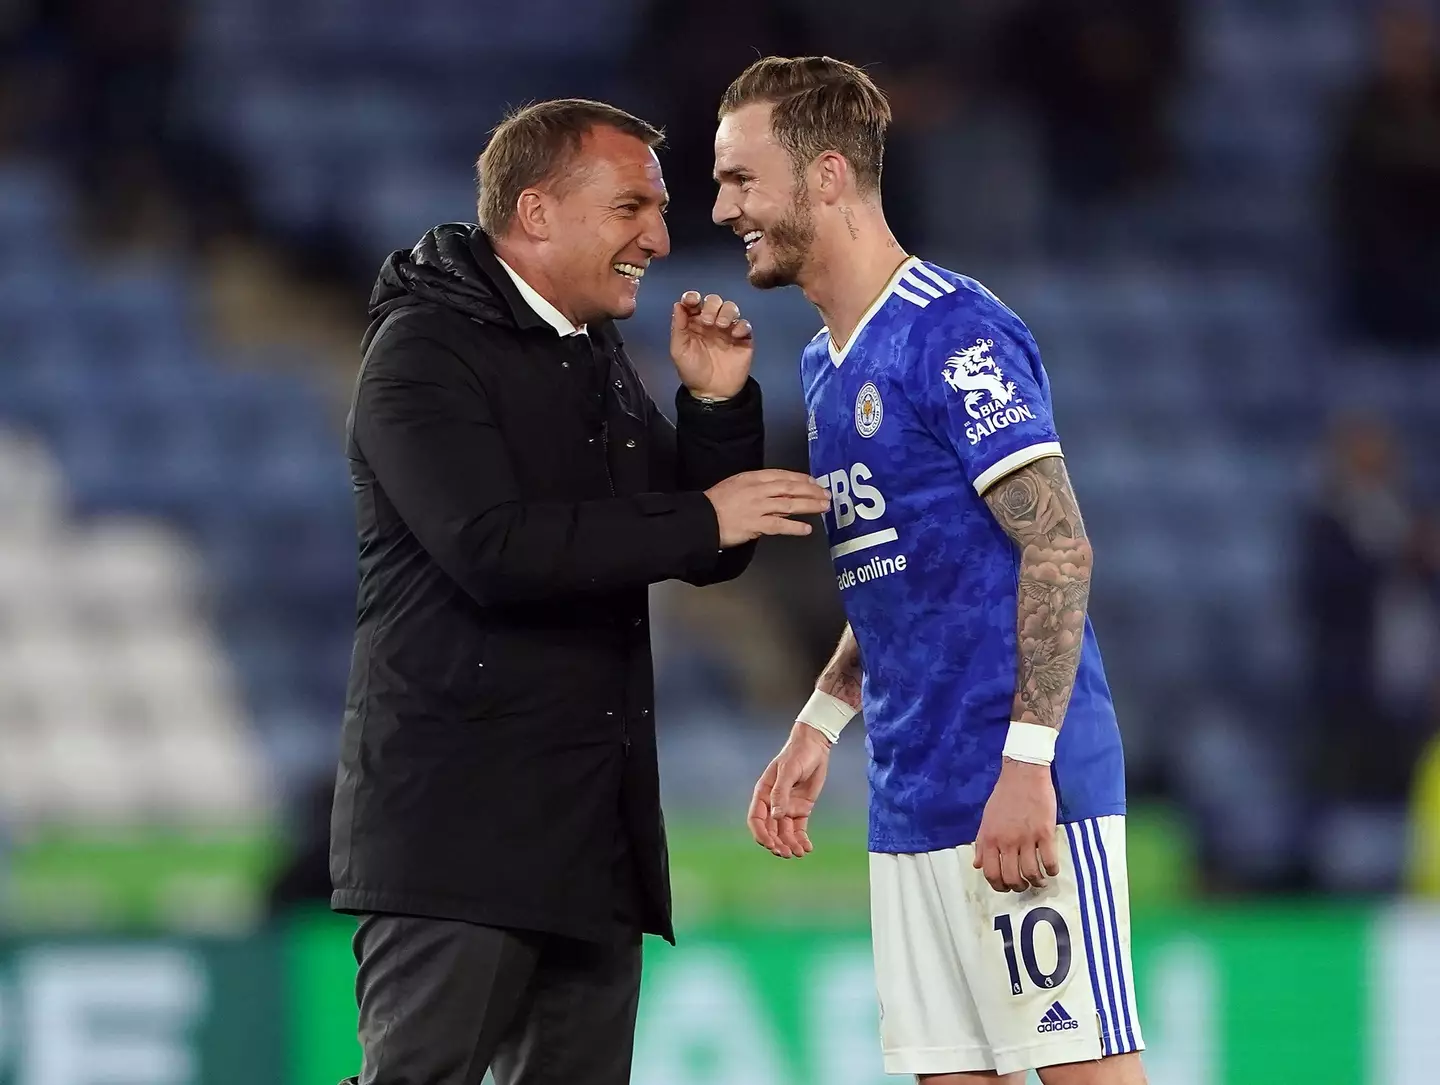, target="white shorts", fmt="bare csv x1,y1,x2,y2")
870,815,1144,1076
